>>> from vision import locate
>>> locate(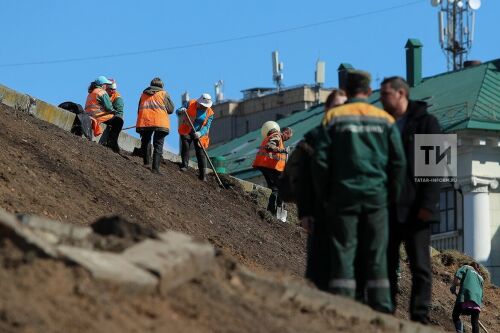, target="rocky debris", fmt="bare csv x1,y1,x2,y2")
57,245,158,291
123,234,215,294
0,208,215,293
234,268,440,333
90,215,159,252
